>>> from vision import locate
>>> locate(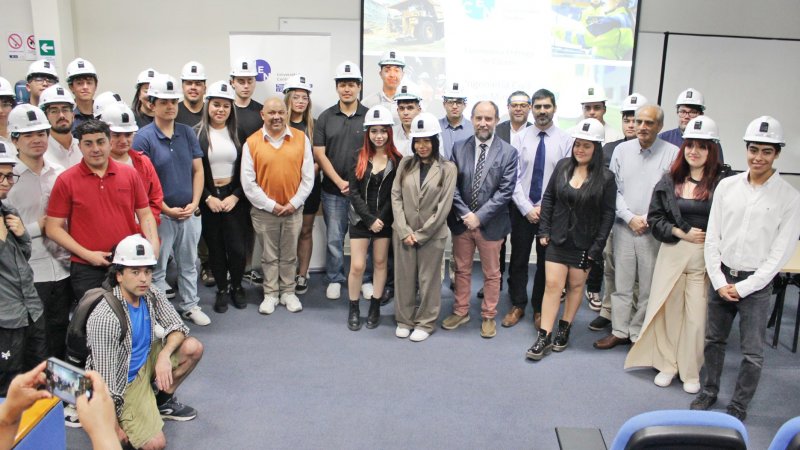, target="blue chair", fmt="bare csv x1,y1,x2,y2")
769,416,800,450
610,409,747,450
